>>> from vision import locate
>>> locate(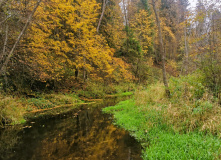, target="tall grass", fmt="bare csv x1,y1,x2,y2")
0,92,83,126
103,73,221,159
134,74,221,136
0,95,26,126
